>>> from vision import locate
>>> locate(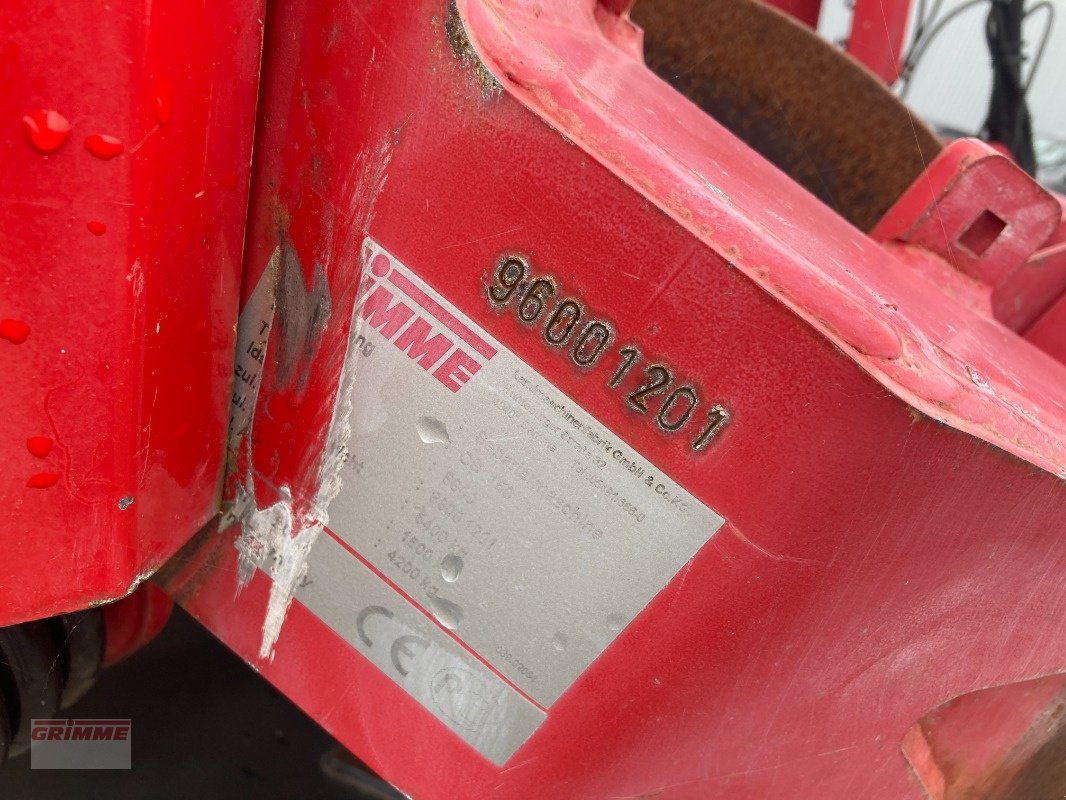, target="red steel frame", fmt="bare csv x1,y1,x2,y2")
764,0,914,84
848,0,912,82
0,0,264,625
0,0,910,635
157,1,1066,799
3,0,1066,796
